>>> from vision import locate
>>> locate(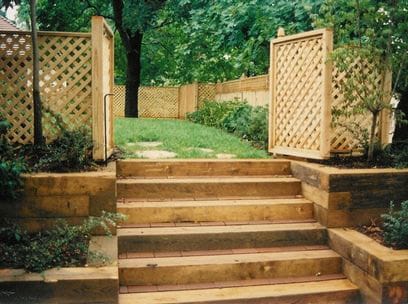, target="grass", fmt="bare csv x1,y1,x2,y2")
114,118,269,159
